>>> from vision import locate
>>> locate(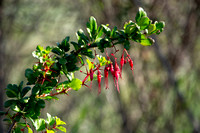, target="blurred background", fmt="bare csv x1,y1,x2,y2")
1,0,200,132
